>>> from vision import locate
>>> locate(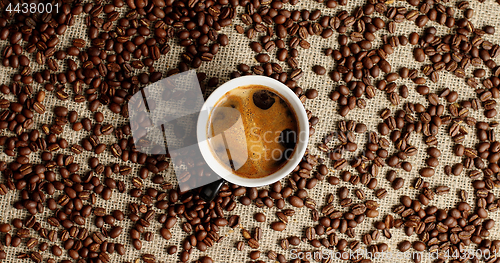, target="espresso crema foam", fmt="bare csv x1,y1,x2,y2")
207,85,298,178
